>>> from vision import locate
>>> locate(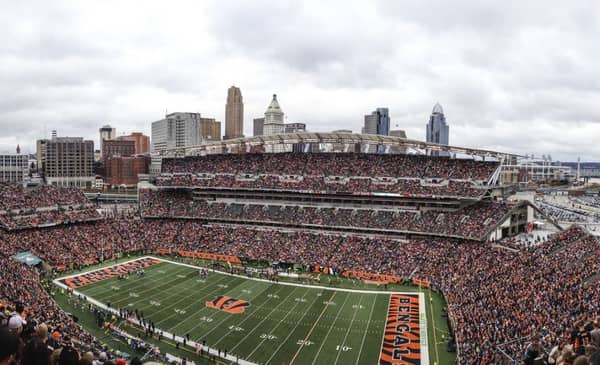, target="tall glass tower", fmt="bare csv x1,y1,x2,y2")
426,103,449,156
